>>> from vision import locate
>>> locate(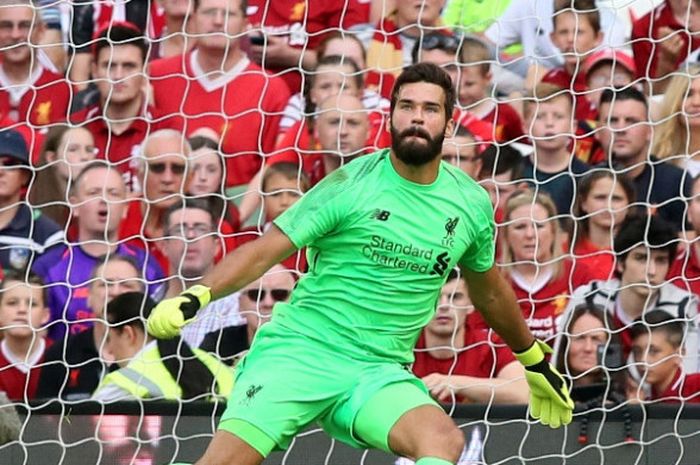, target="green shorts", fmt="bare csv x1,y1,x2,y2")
218,321,436,457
